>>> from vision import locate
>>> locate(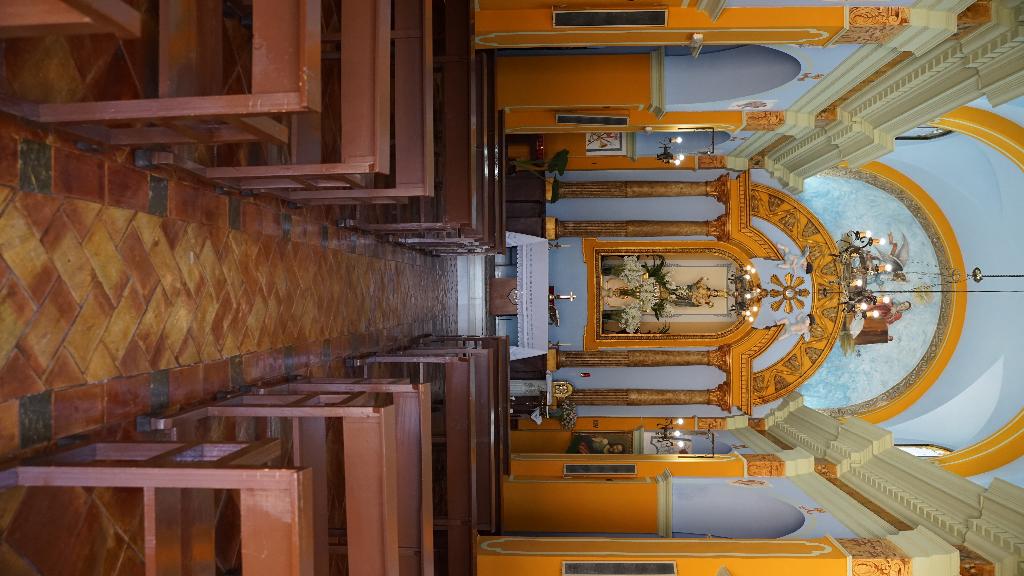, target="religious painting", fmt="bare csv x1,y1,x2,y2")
585,132,626,156
567,431,634,454
598,252,734,336
584,241,757,349
795,168,954,416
